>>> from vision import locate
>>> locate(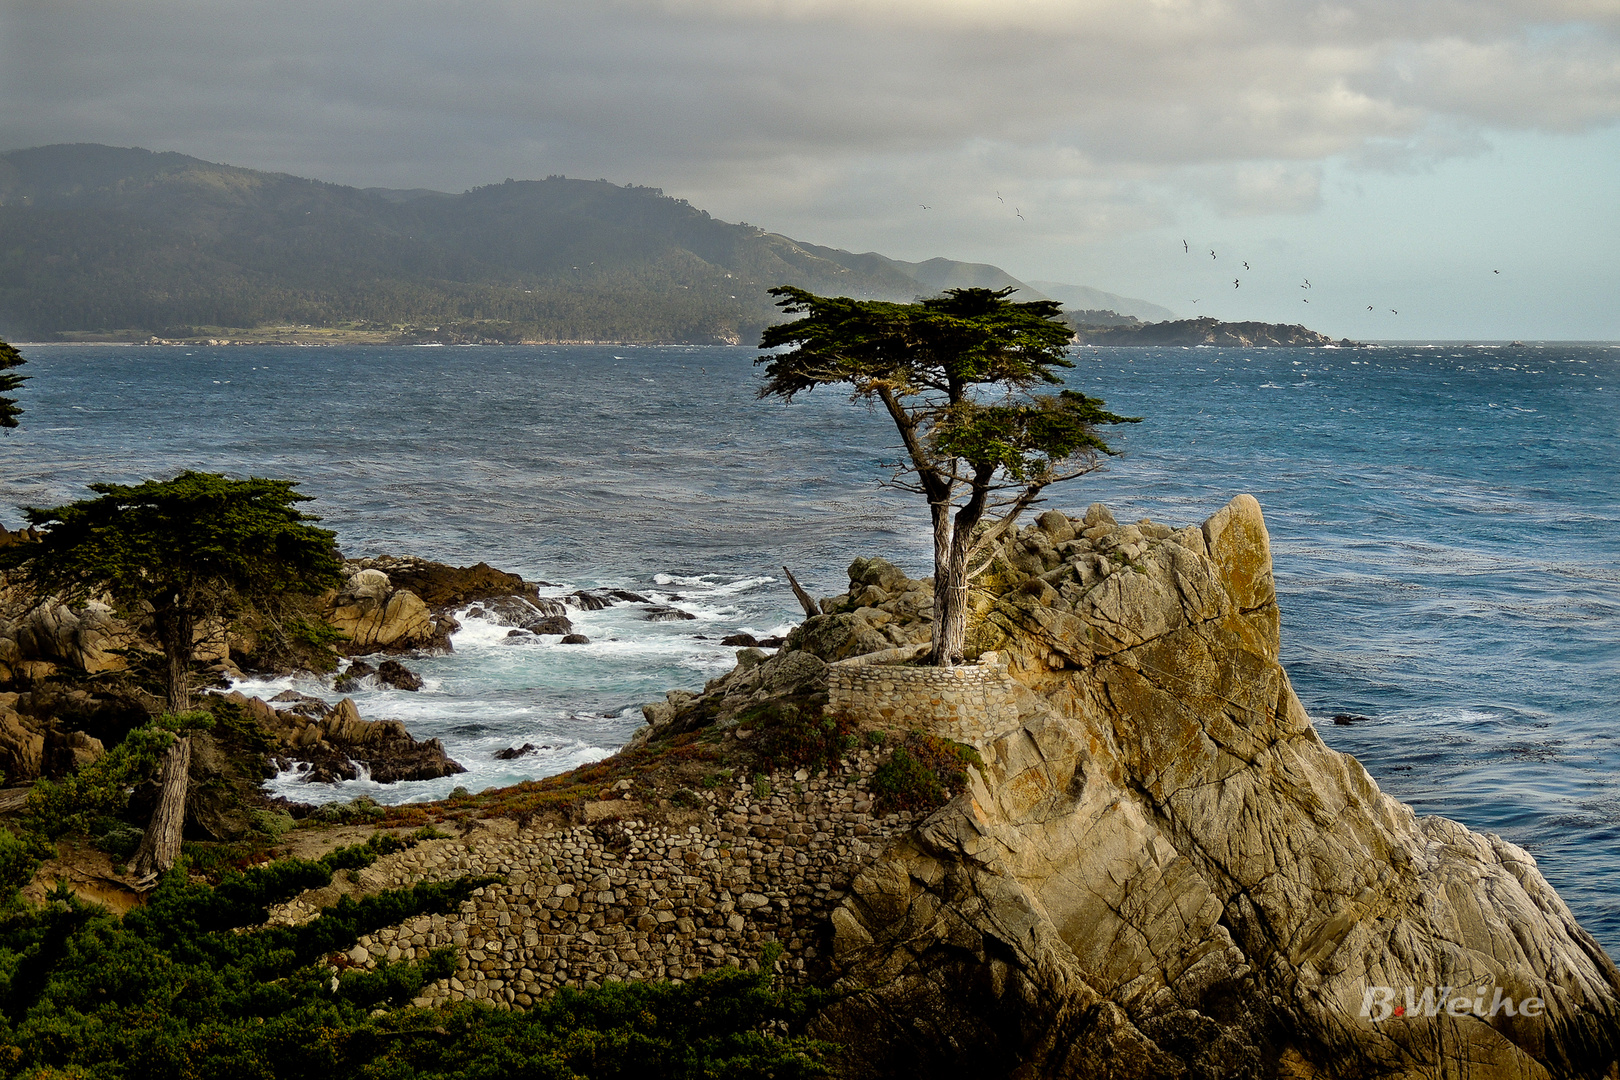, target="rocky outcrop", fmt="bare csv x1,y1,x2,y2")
0,570,233,687
224,691,464,785
354,555,540,611
812,496,1620,1079
324,566,441,653
334,658,424,693
0,693,45,782
0,571,141,685
1073,316,1352,348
